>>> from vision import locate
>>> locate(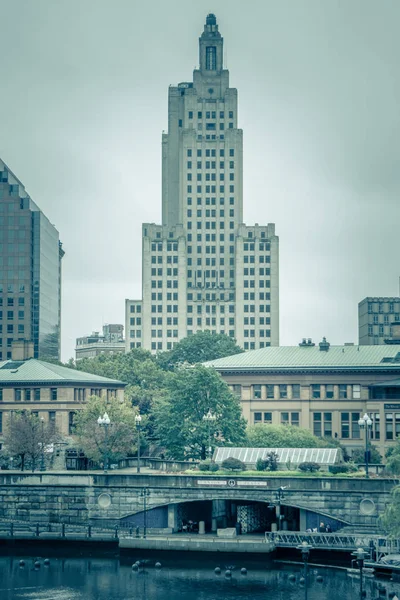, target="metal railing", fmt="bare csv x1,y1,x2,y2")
265,531,400,558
